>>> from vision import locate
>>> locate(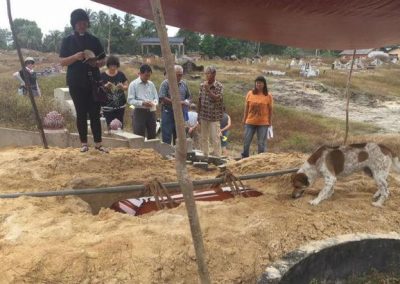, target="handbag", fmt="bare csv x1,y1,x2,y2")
88,71,110,106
